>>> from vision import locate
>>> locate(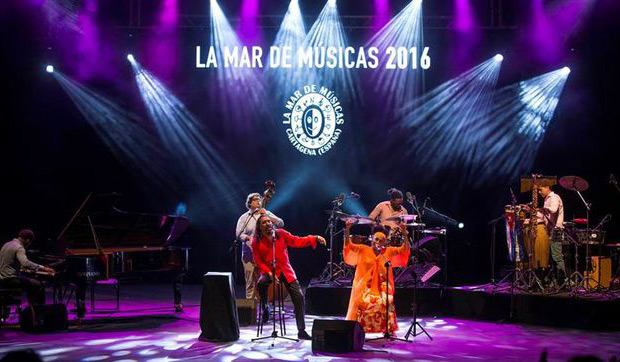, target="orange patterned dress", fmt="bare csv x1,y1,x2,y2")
343,239,410,333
